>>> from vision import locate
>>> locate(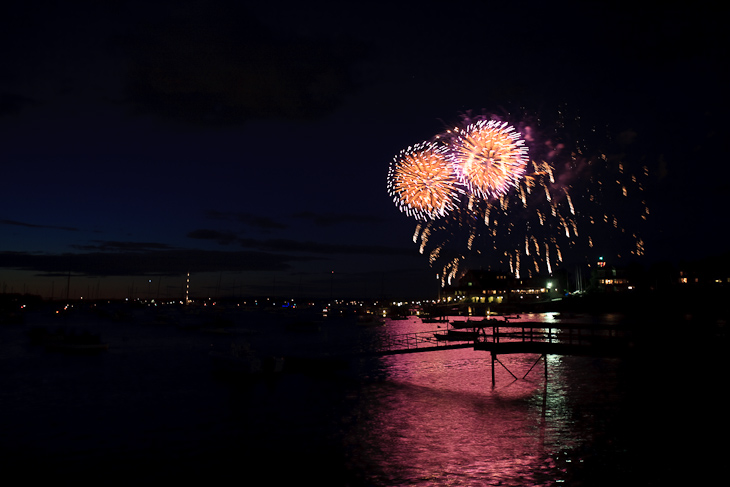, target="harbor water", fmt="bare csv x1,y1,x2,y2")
0,306,726,485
